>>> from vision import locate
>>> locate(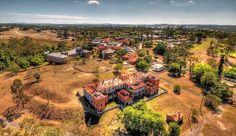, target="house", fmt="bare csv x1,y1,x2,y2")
47,47,91,64
116,89,133,106
122,53,139,64
124,46,136,53
92,37,102,45
166,111,183,123
83,73,160,111
151,63,165,72
101,48,115,59
84,85,108,111
47,53,68,64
